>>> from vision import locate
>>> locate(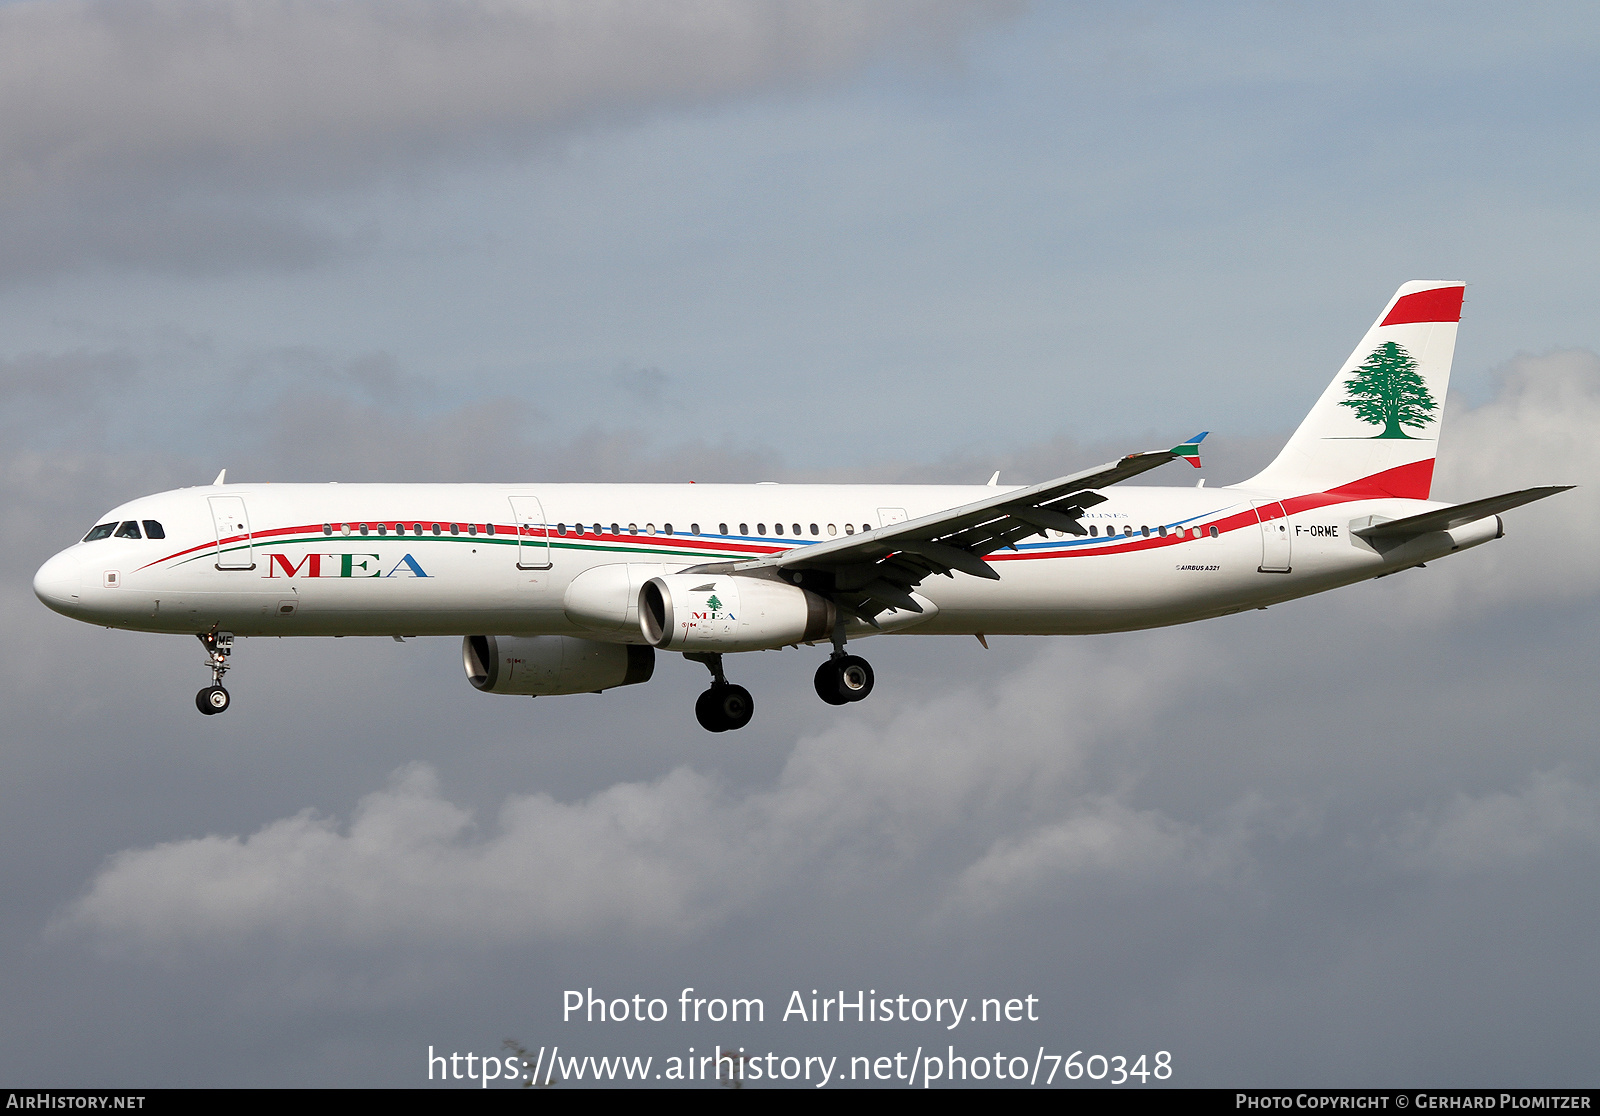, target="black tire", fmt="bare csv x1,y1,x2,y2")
814,661,850,705
196,685,230,715
694,687,727,732
717,684,754,730
836,655,874,702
